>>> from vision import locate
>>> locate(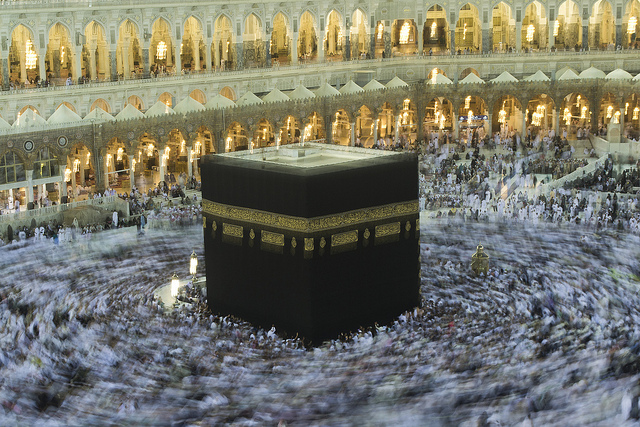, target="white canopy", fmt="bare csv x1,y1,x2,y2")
47,104,82,124
289,84,316,100
523,70,550,82
13,109,47,127
262,88,290,103
115,104,145,121
429,73,453,84
557,69,580,81
174,96,206,114
205,94,236,109
315,82,340,97
386,76,409,88
606,69,634,80
236,92,264,106
145,101,175,118
579,66,606,79
460,73,484,84
491,71,518,83
363,79,386,91
339,80,364,94
0,116,11,130
84,107,115,122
